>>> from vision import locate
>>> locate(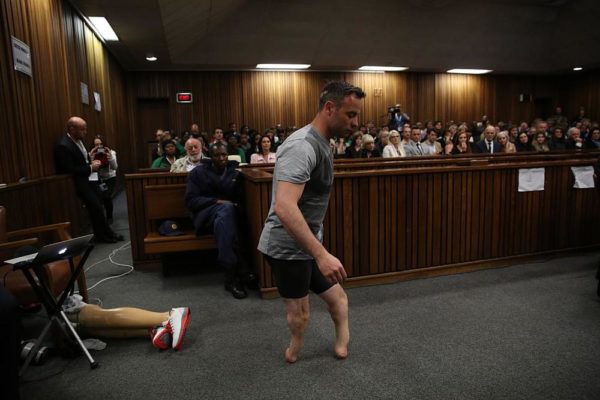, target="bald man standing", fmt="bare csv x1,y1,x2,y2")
54,116,124,243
